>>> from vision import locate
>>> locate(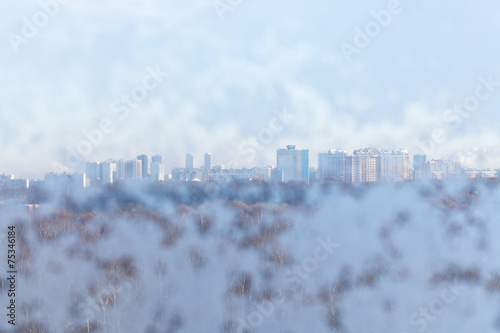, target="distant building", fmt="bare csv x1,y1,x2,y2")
464,169,480,179
309,167,318,182
137,154,151,179
229,169,253,181
152,155,164,164
271,168,283,183
172,168,197,181
151,161,165,181
0,176,29,189
85,161,101,182
44,173,86,188
301,149,309,182
318,149,352,182
277,145,309,183
353,147,379,182
317,148,410,183
251,167,272,181
480,169,497,179
125,159,142,179
426,159,459,179
185,153,194,169
204,153,212,170
212,165,226,172
100,162,114,184
150,155,165,181
378,149,410,181
0,174,14,181
112,159,125,181
413,154,426,180
462,168,498,179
